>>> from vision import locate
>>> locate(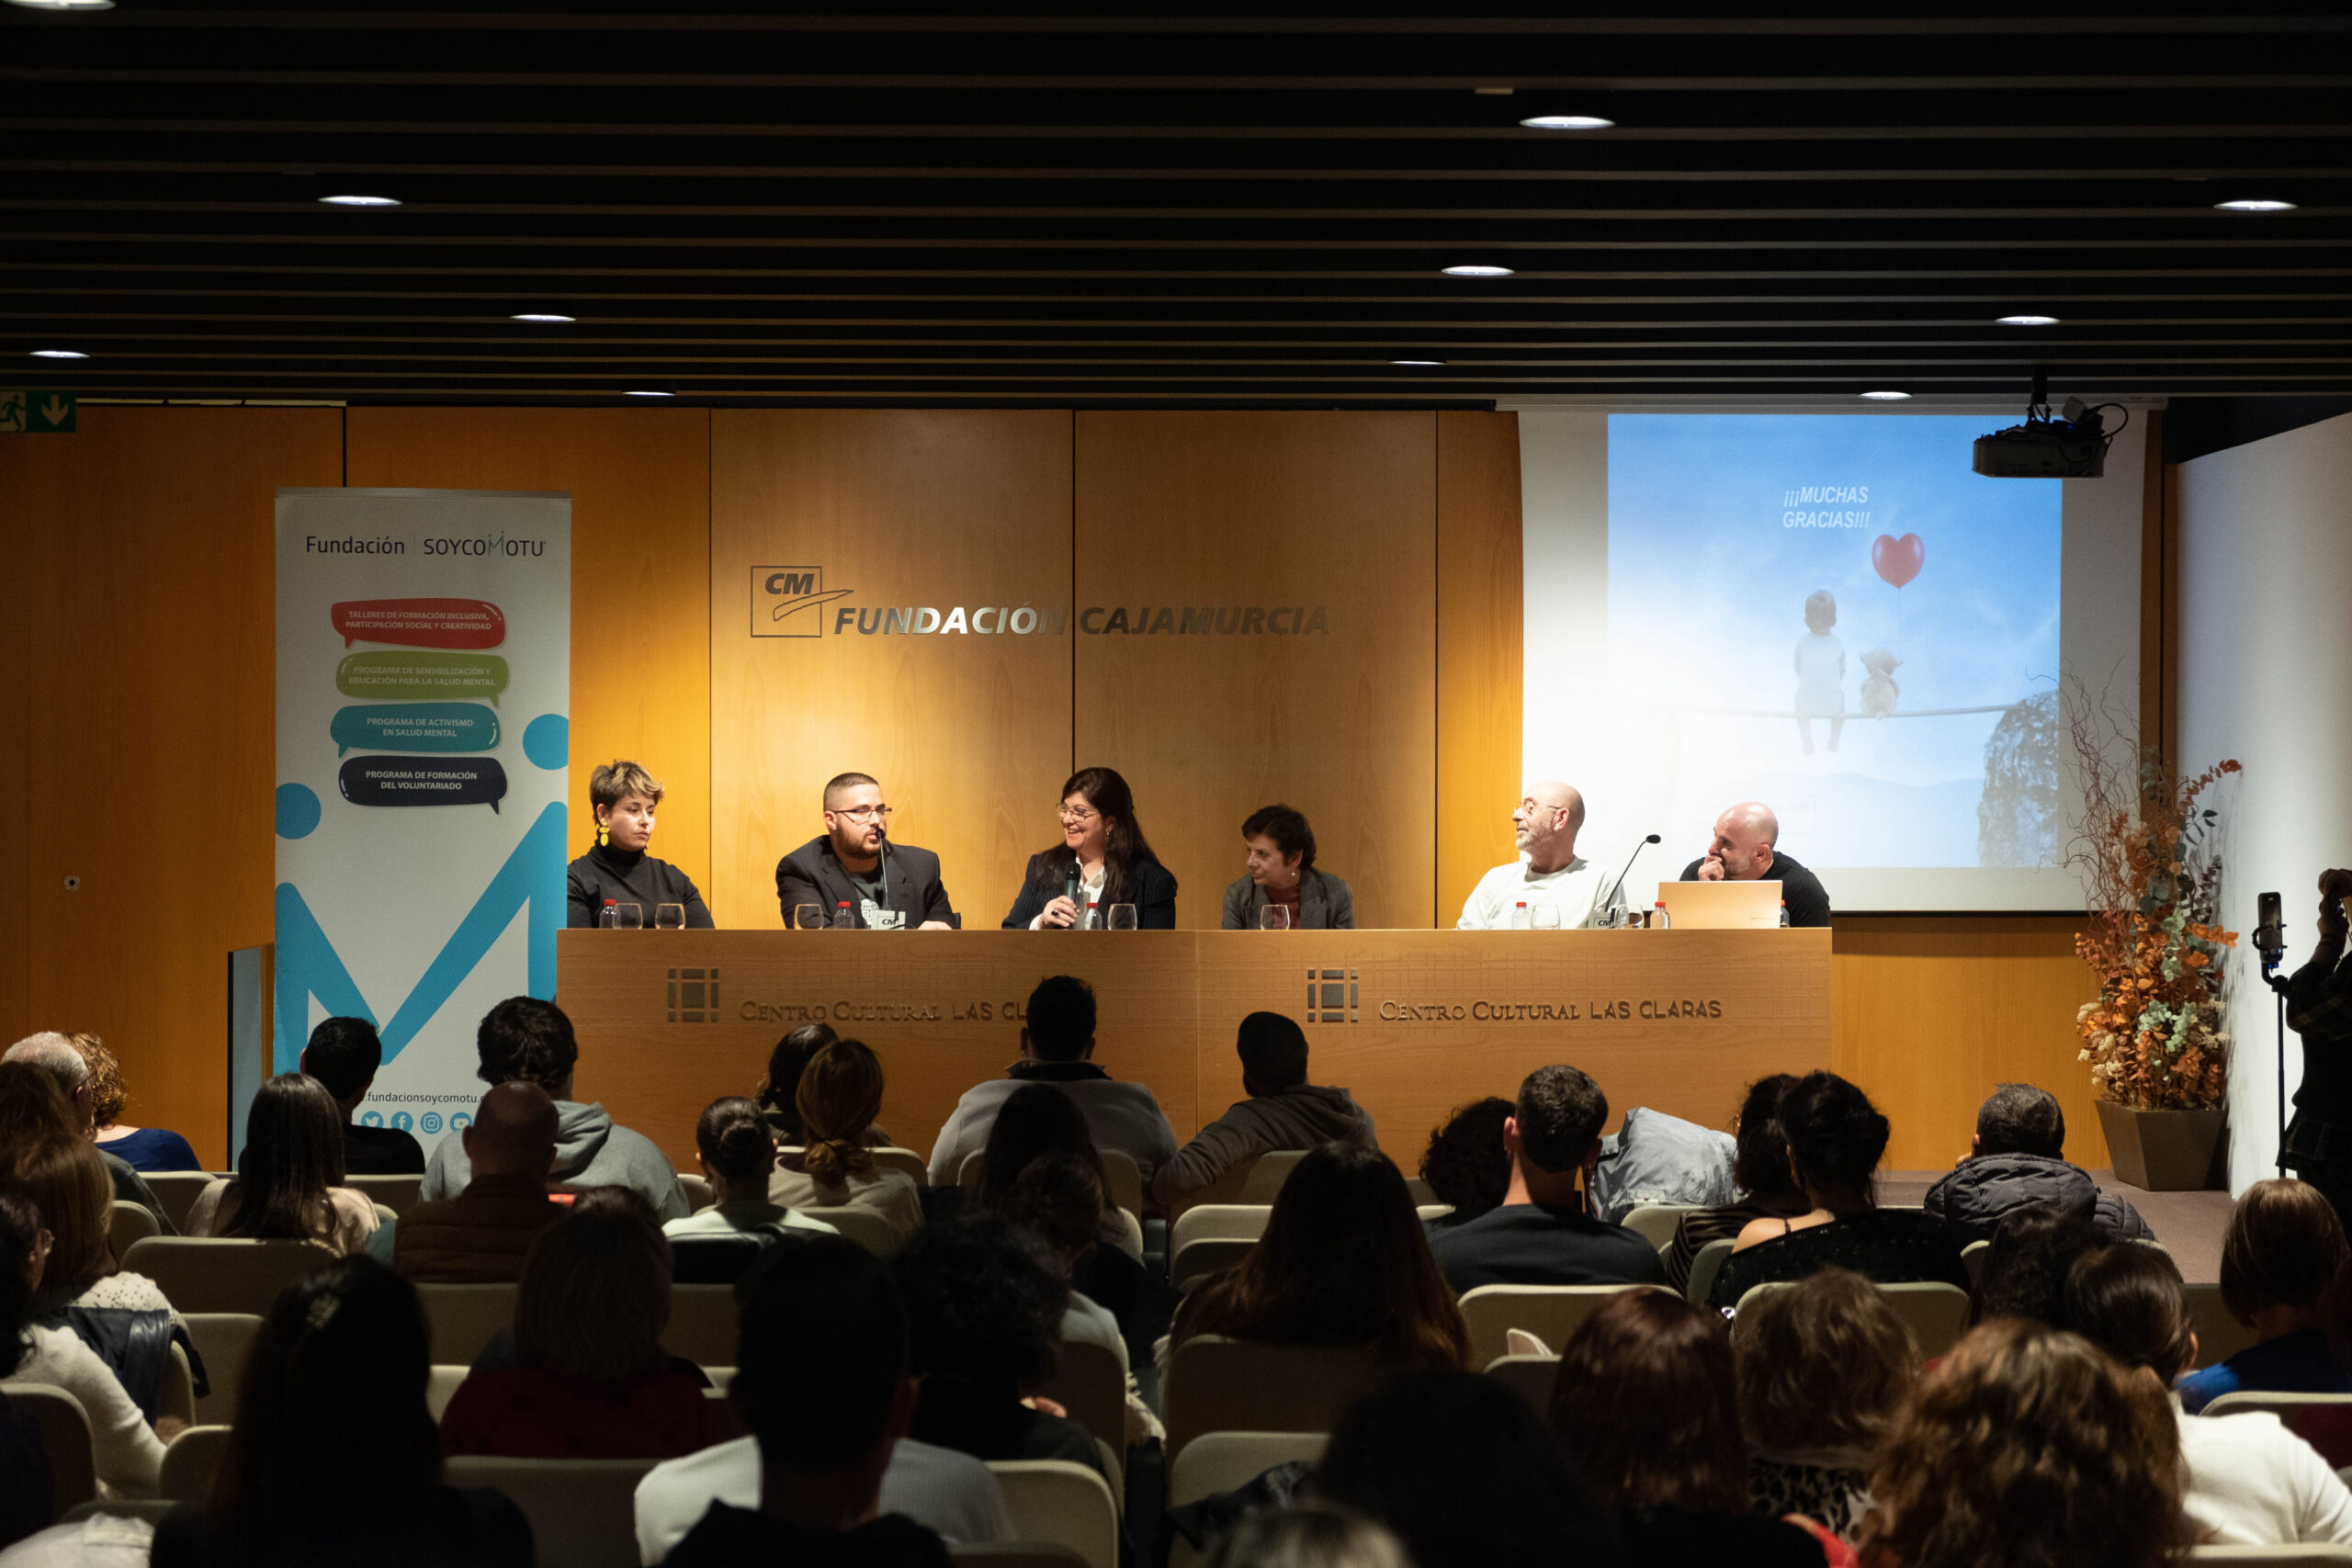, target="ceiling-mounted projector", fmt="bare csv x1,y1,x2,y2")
1973,384,2125,479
